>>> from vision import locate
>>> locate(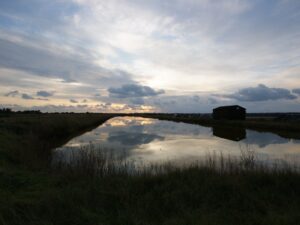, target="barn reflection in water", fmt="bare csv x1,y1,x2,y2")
212,126,246,141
